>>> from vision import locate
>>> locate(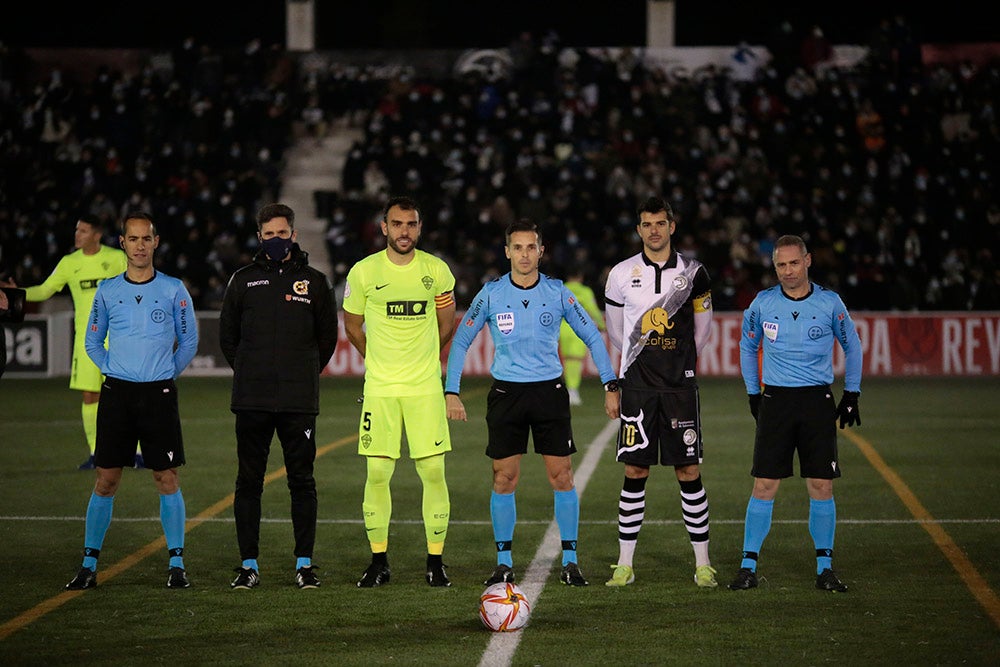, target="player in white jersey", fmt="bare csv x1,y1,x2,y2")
603,196,717,588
